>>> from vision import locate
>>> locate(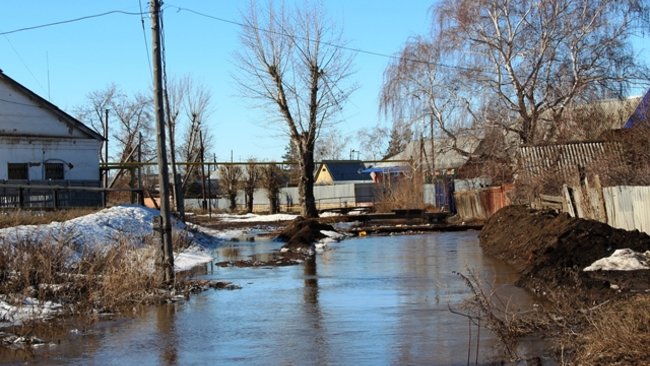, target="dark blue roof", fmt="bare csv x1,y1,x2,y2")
321,160,371,181
624,89,650,128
